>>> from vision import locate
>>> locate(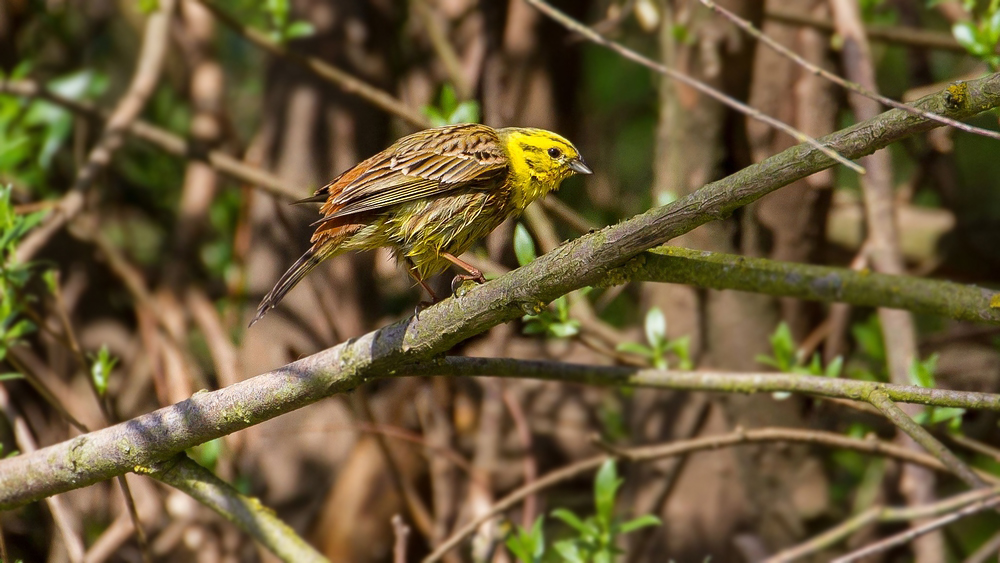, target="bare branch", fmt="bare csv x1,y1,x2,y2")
765,8,965,52
768,487,1000,562
701,0,1000,141
194,0,431,128
424,427,1000,563
0,79,303,201
866,390,986,489
833,494,1000,563
147,455,328,563
524,0,866,173
624,246,1000,325
16,0,177,262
